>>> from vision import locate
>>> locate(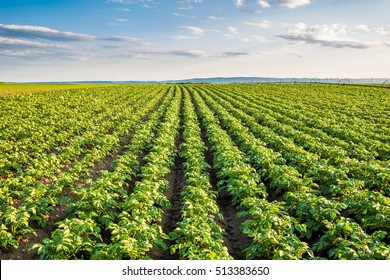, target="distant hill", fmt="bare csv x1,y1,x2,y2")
9,77,390,85
165,77,390,84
